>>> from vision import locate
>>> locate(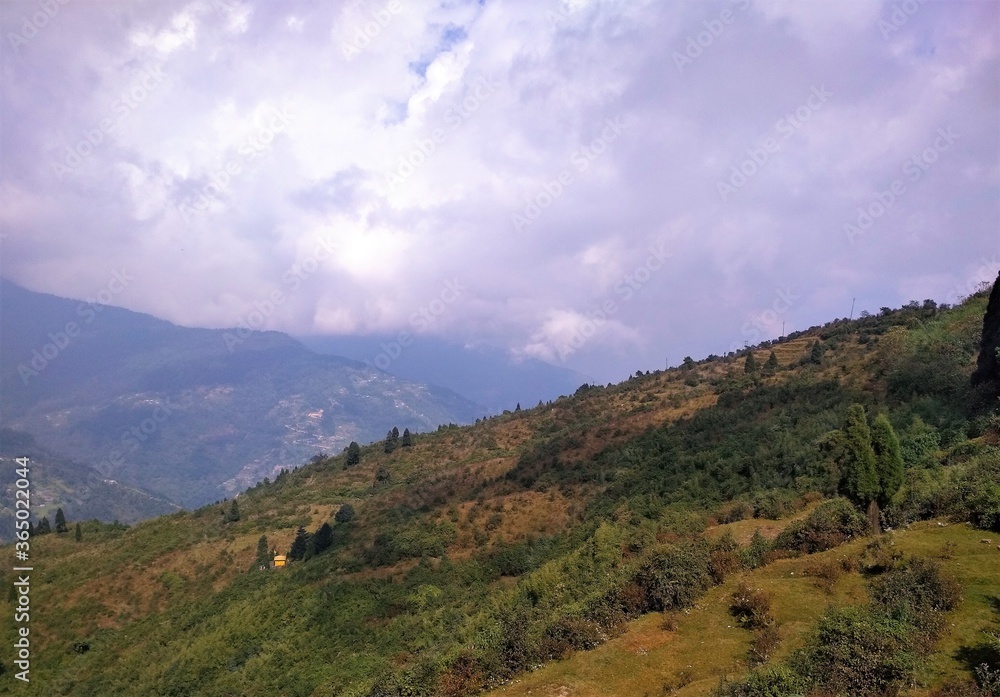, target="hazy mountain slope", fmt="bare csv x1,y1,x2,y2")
298,334,591,414
0,428,180,542
0,279,483,507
